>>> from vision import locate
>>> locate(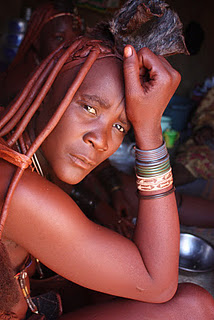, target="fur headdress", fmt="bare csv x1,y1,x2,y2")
89,0,188,56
